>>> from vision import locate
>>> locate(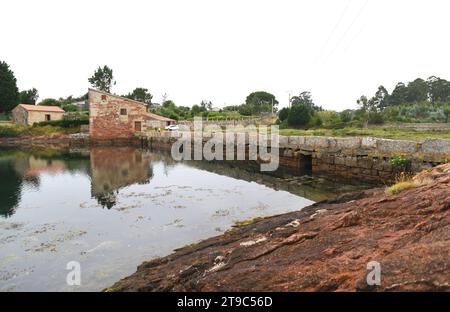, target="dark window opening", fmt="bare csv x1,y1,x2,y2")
45,114,51,121
101,95,107,101
120,108,127,115
299,154,312,175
